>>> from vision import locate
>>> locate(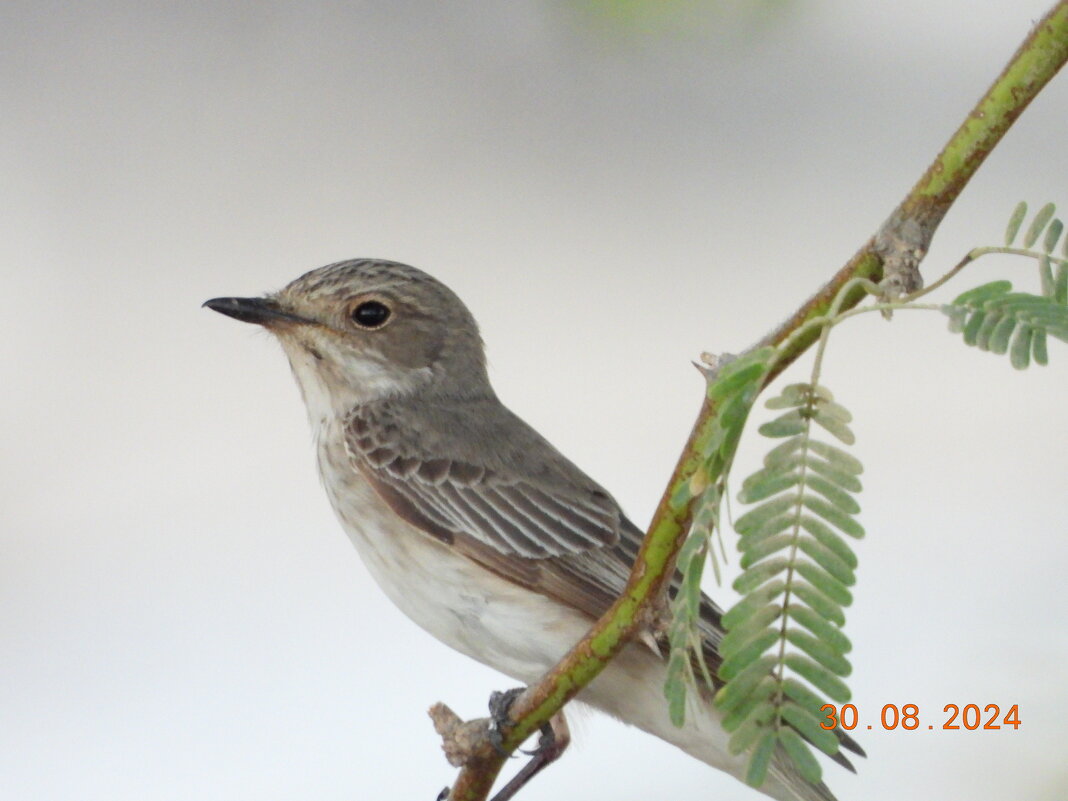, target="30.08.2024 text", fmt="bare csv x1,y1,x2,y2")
818,703,1021,731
